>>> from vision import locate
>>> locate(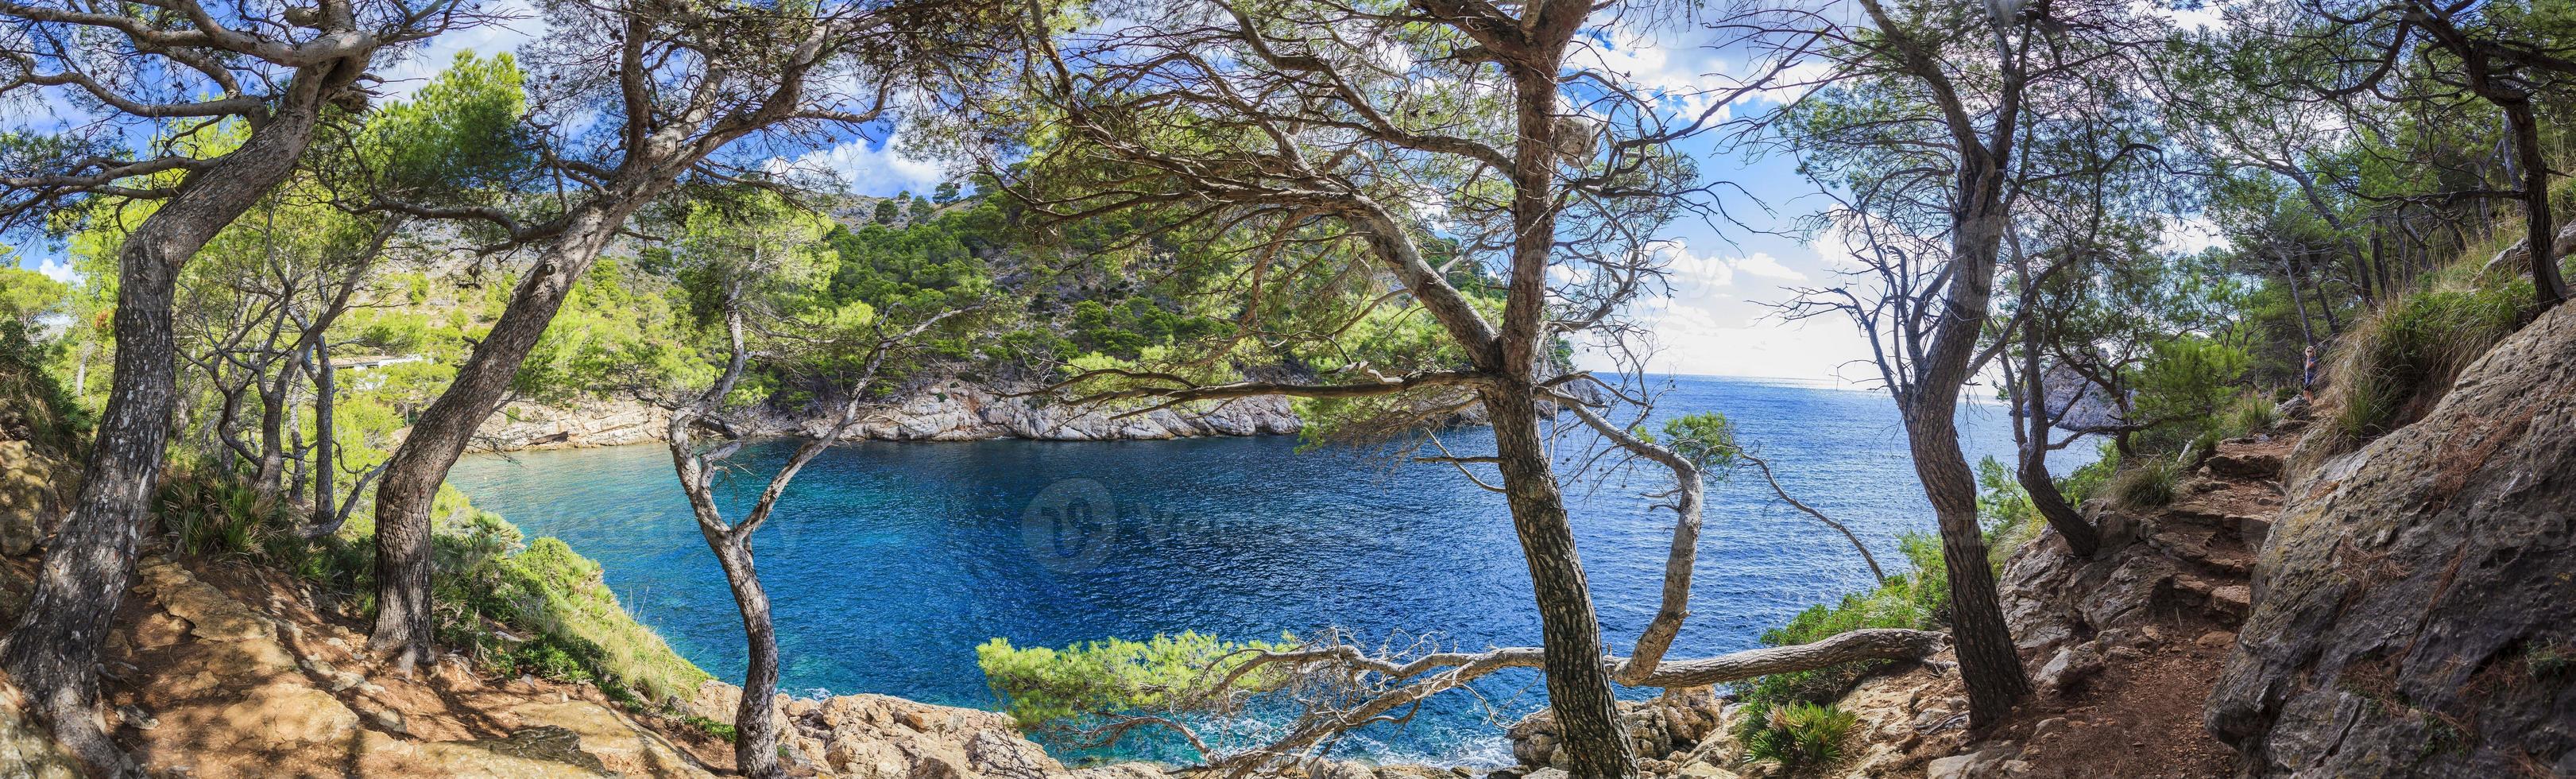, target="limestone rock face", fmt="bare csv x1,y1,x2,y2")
0,686,83,779
473,398,674,452
822,380,1302,443
1994,452,2280,666
2206,304,2576,777
470,381,1305,452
